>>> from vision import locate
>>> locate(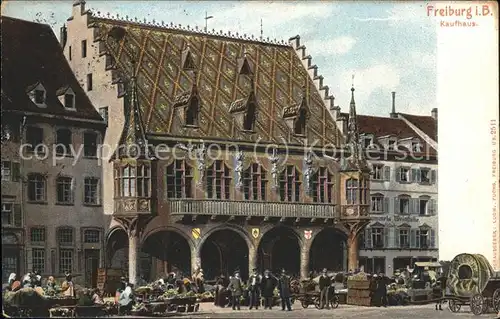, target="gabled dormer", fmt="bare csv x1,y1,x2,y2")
237,48,253,76
282,86,309,136
378,135,398,150
173,83,200,127
360,133,374,149
173,43,200,127
229,91,257,132
56,86,76,110
26,82,47,108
